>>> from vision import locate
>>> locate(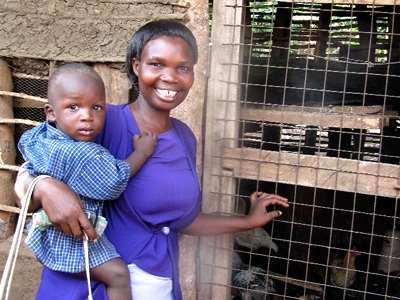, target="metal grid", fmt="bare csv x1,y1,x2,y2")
201,0,400,299
12,73,48,165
